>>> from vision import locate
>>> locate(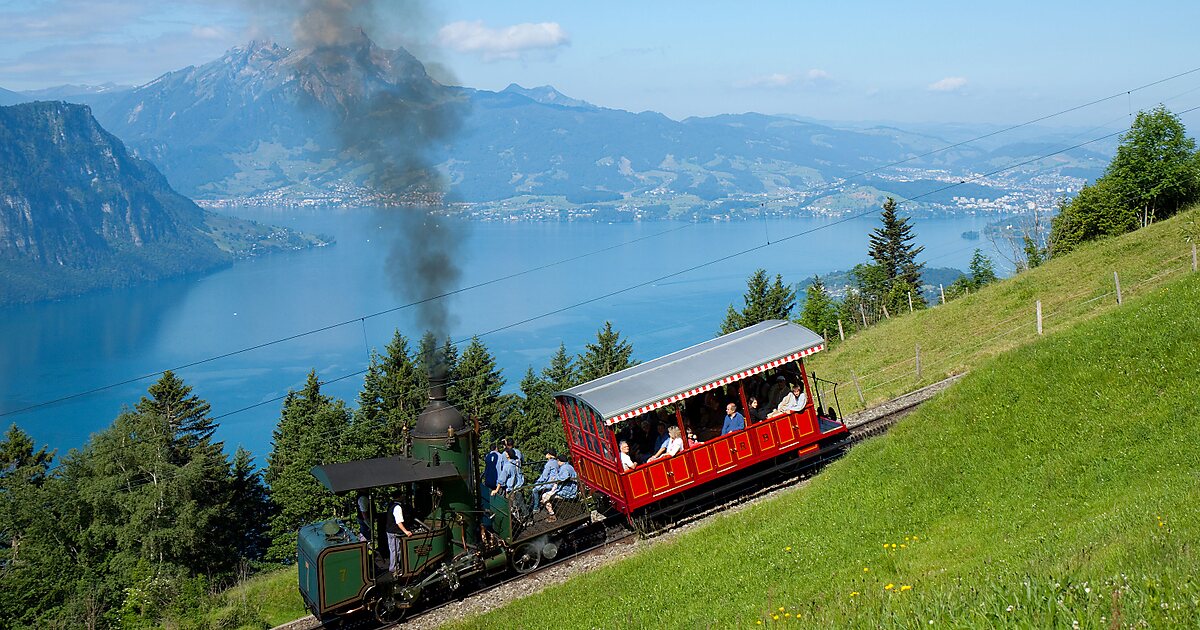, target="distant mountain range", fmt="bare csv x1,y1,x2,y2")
0,101,327,305
0,34,1112,212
